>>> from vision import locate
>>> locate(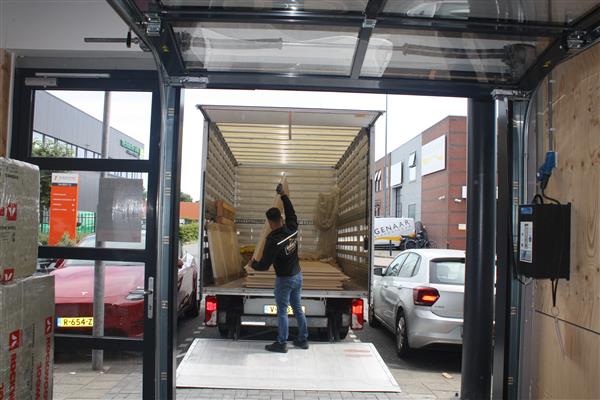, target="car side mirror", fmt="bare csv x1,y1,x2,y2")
177,258,184,269
373,267,383,276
